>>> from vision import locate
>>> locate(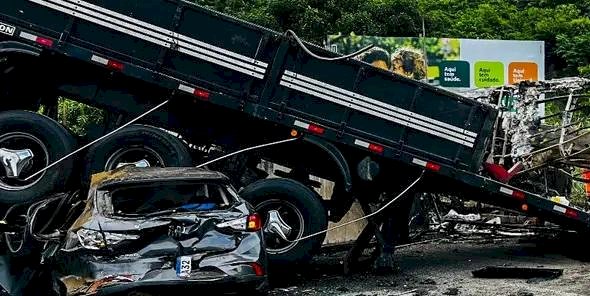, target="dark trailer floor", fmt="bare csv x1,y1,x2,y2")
0,0,589,233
